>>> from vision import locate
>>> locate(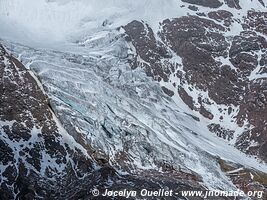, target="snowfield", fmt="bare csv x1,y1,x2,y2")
0,0,186,46
1,0,265,46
